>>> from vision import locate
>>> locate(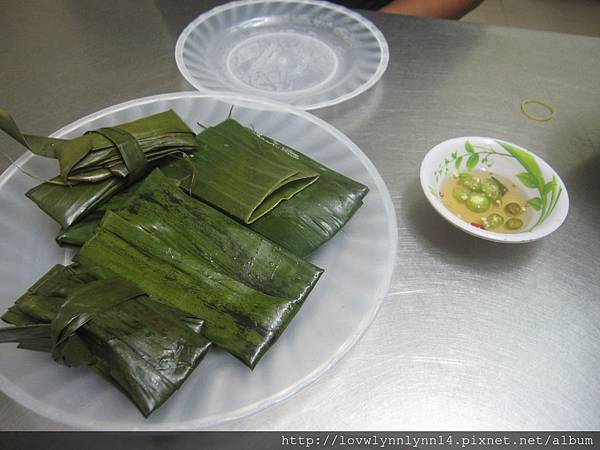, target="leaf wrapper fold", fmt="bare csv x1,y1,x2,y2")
248,134,369,257
28,177,126,228
92,127,148,184
167,119,319,224
76,170,323,368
